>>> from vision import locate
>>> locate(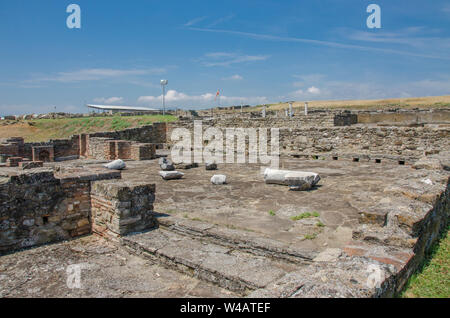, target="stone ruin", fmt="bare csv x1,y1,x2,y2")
0,122,167,167
0,110,449,298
